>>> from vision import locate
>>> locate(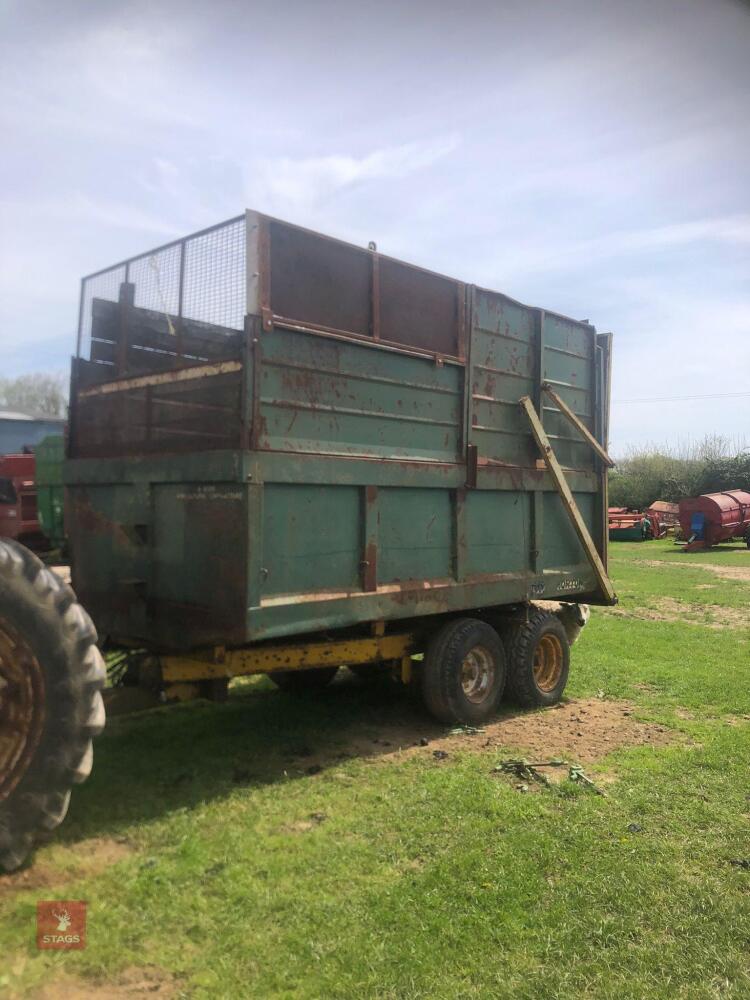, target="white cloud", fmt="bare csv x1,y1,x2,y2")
480,214,750,285
0,193,179,238
246,135,460,214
